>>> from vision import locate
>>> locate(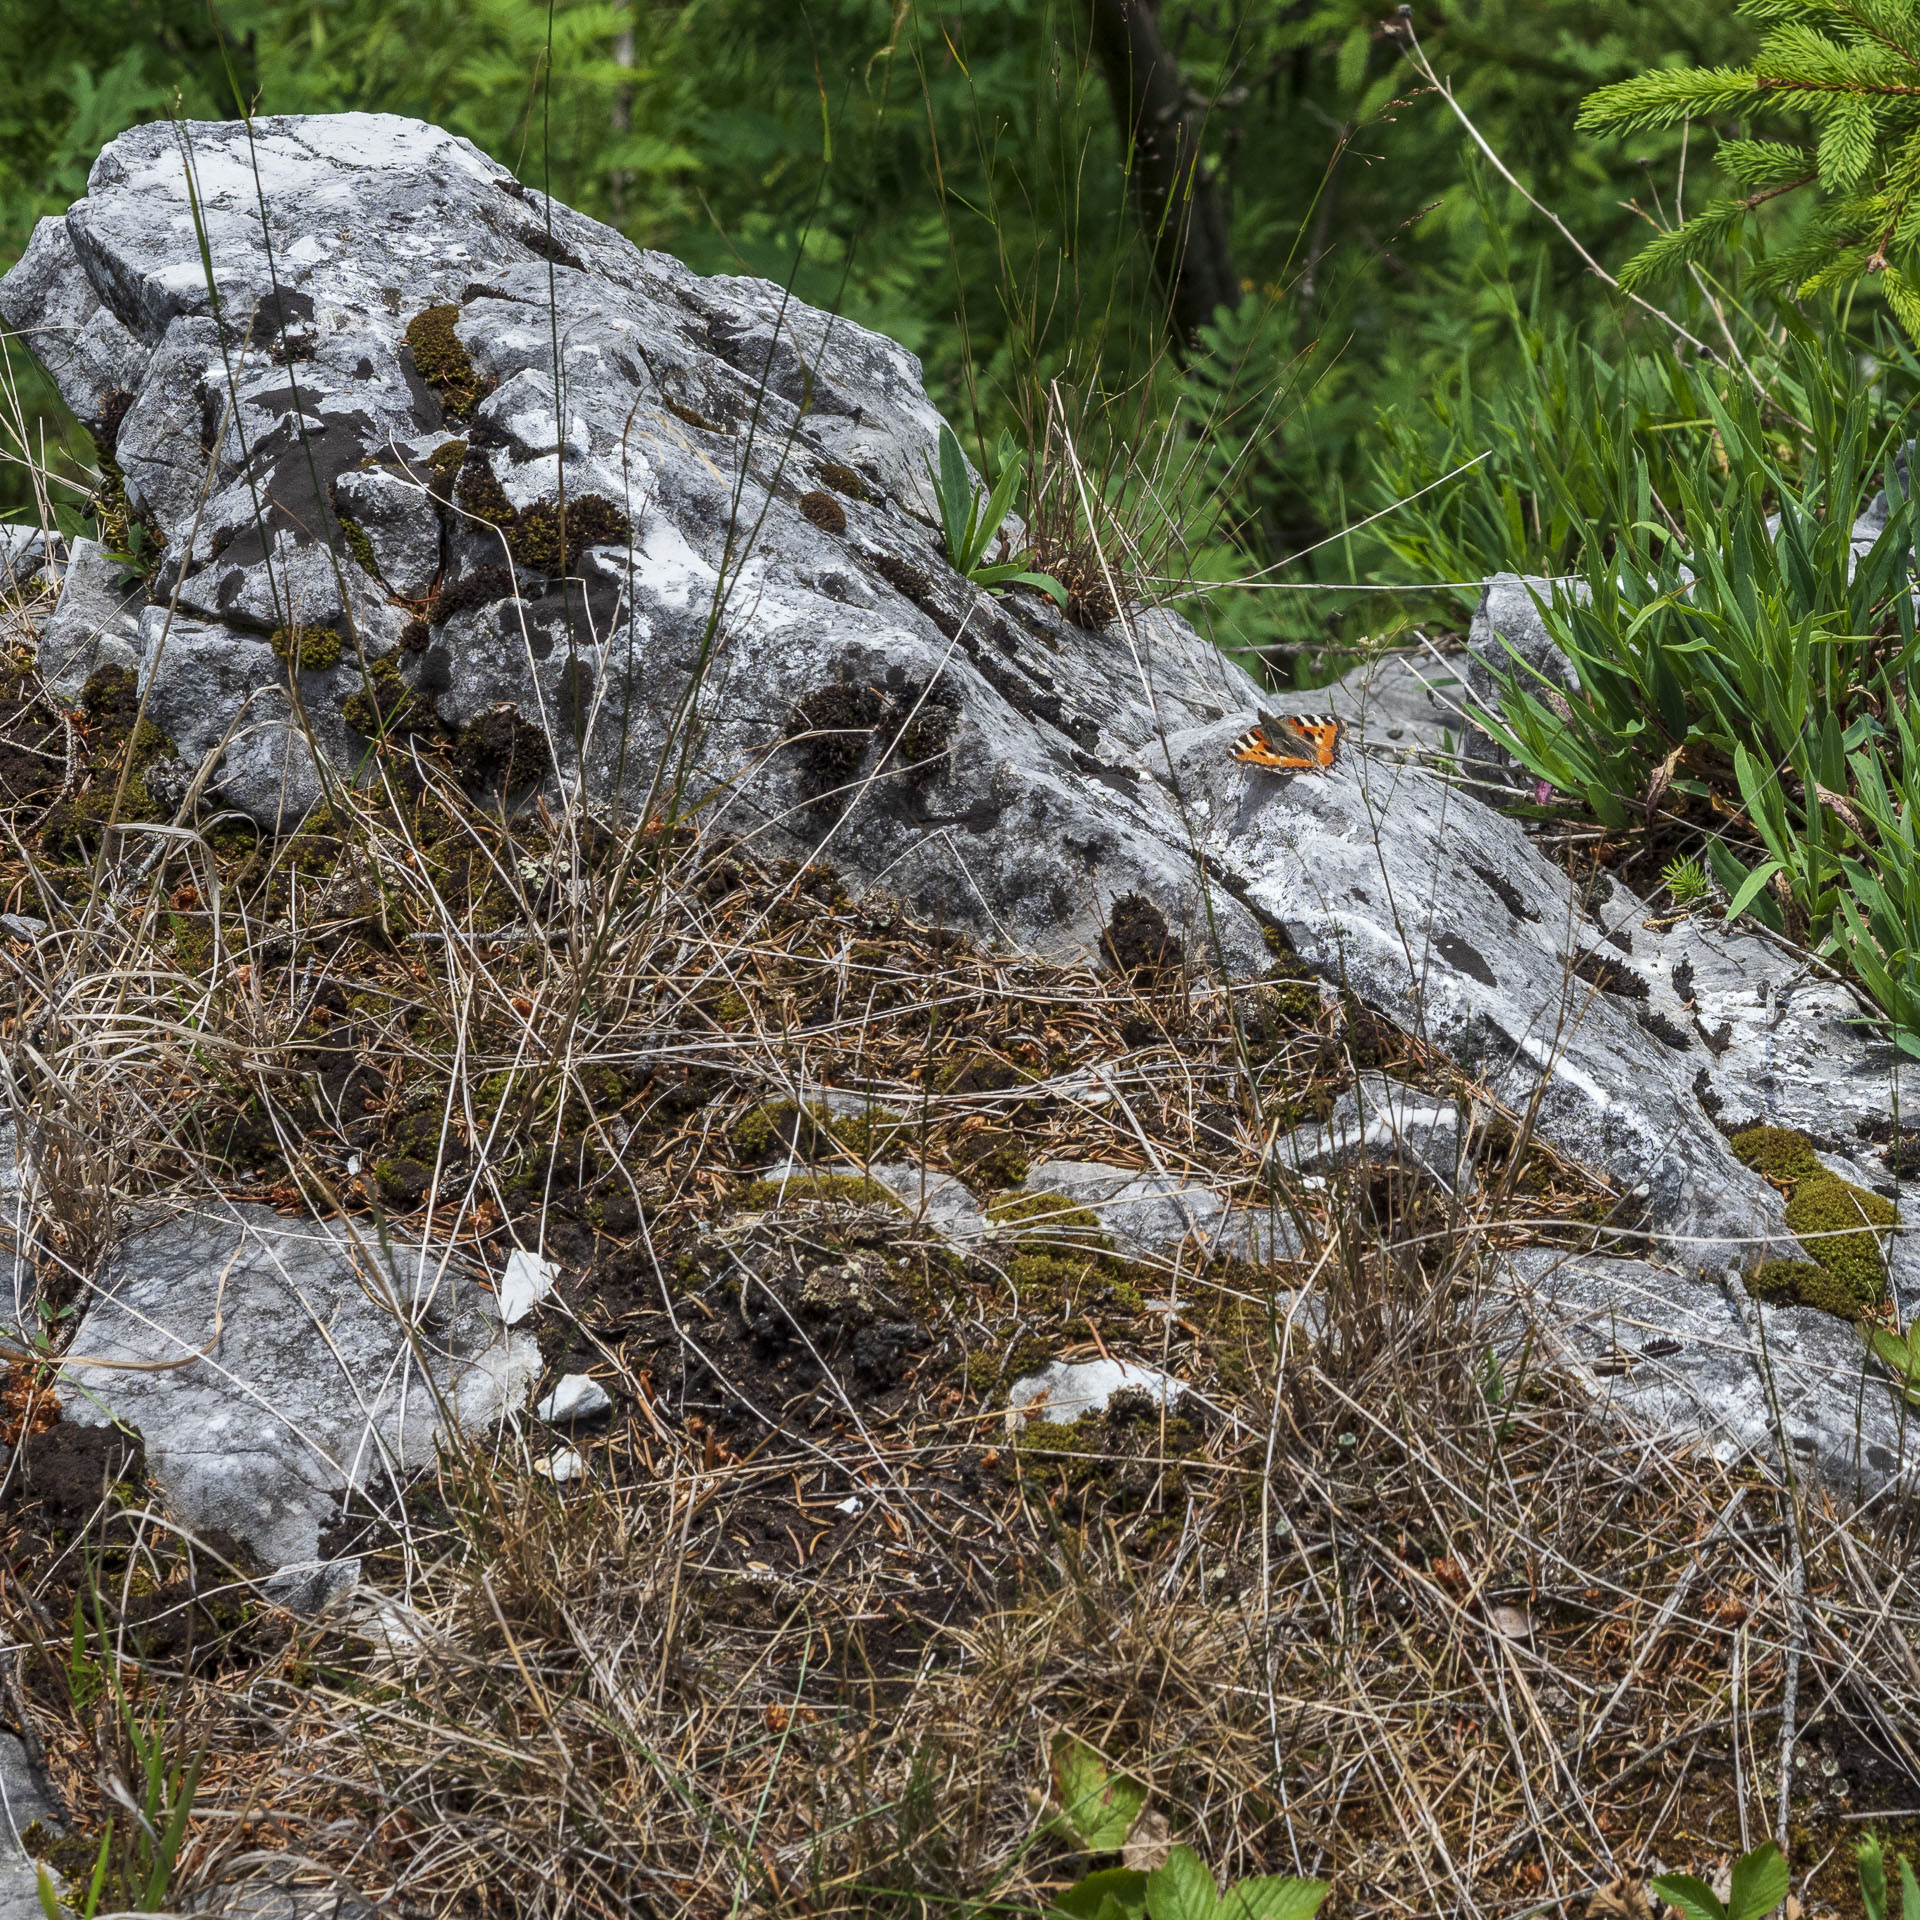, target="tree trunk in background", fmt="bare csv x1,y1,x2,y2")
1082,0,1240,353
